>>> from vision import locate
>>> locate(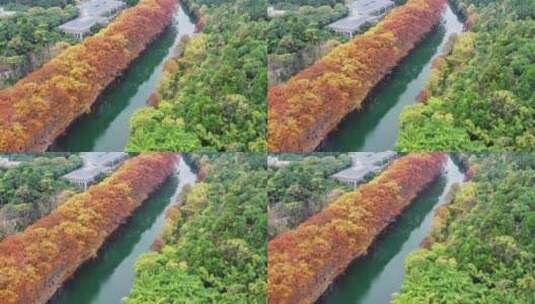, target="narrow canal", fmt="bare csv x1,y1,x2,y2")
320,5,463,152
318,156,465,303
48,157,196,304
50,5,195,152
